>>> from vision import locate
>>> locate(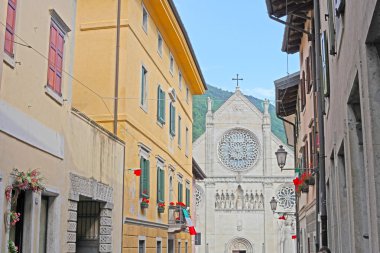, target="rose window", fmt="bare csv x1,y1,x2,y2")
276,185,296,210
217,128,260,171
